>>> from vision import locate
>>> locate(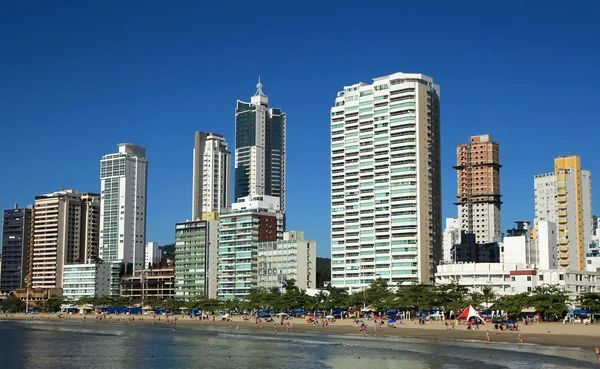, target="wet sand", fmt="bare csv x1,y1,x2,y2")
4,313,600,350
